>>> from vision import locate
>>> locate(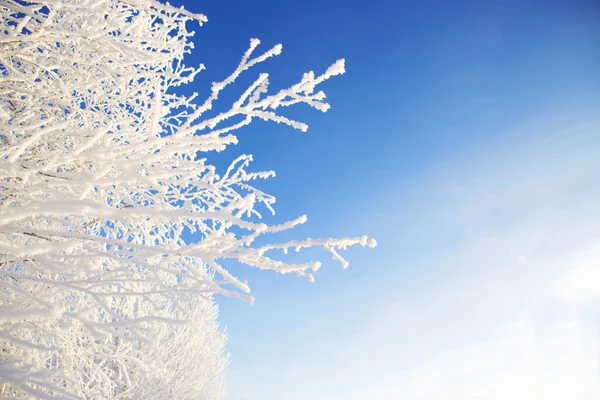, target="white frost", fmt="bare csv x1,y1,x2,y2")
0,0,374,398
